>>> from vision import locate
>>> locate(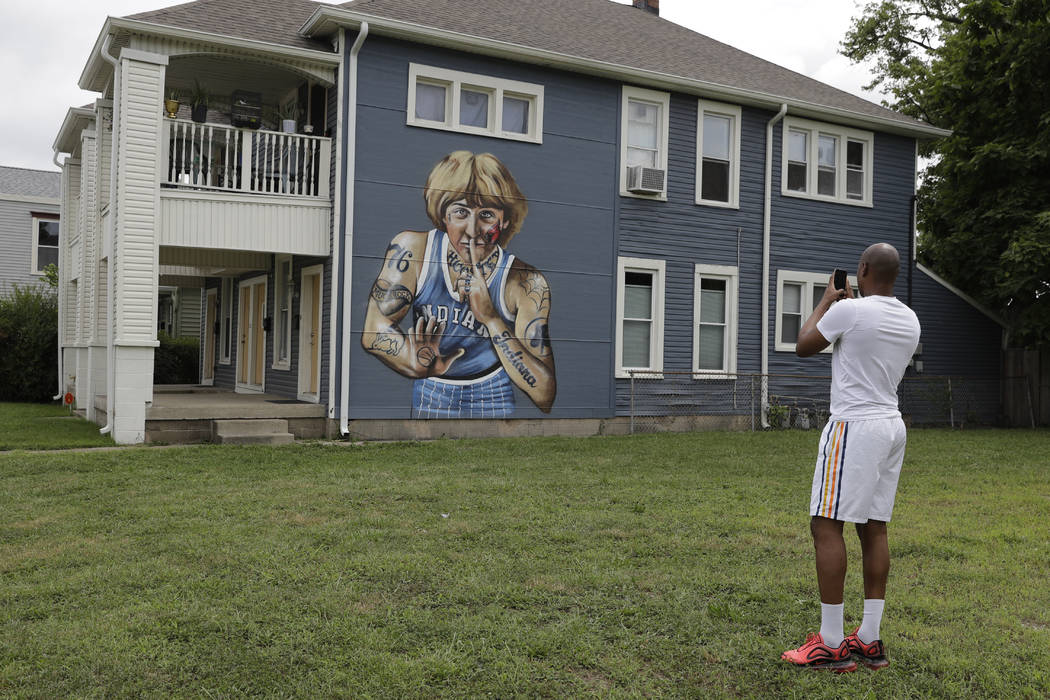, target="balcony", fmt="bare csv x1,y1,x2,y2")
158,119,332,257
163,119,330,198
